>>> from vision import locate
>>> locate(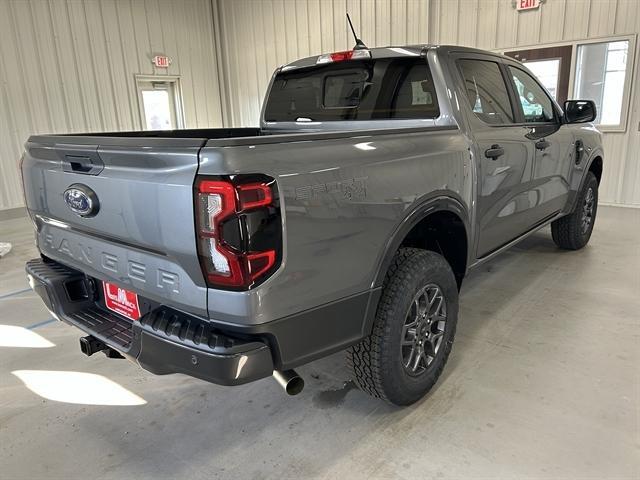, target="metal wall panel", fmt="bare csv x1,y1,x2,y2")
476,0,499,49
0,0,224,211
216,0,639,206
215,0,440,128
538,0,566,45
1,0,638,208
